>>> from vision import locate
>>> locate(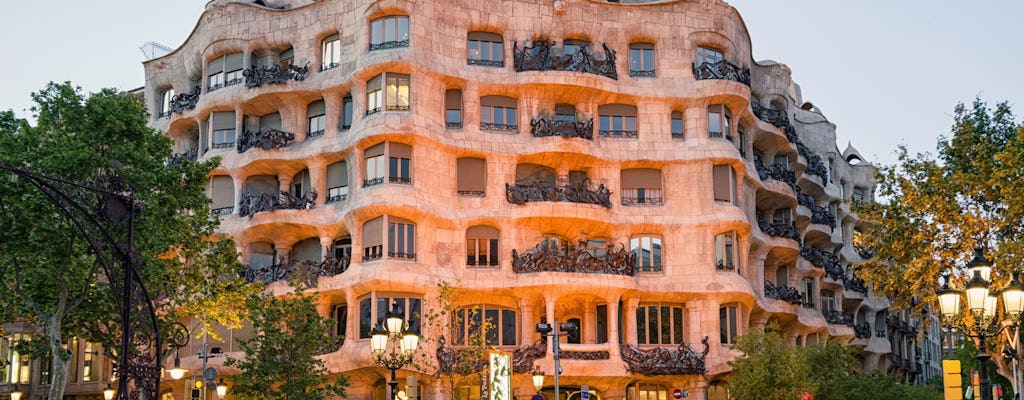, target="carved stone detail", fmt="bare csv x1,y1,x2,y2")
513,41,618,80
620,337,709,375
511,341,547,374
512,240,636,276
237,128,295,153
